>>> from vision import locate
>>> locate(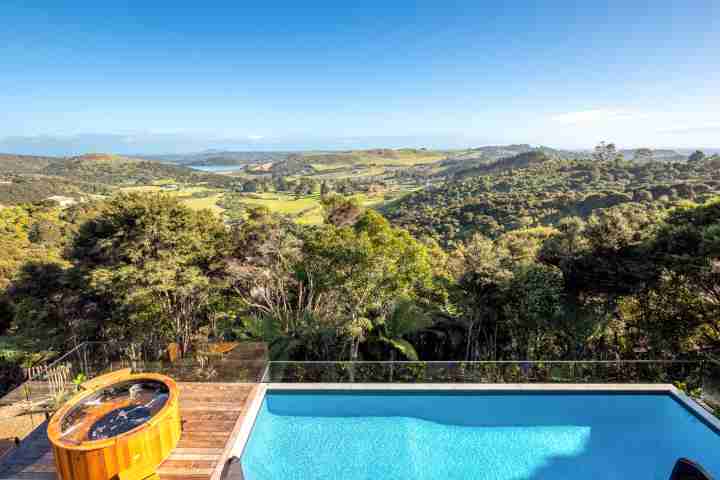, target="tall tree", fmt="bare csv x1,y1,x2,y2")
688,150,706,163
300,210,436,360
503,264,566,359
634,148,653,163
593,141,618,162
71,193,228,353
449,234,512,360
320,180,330,198
321,194,363,227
